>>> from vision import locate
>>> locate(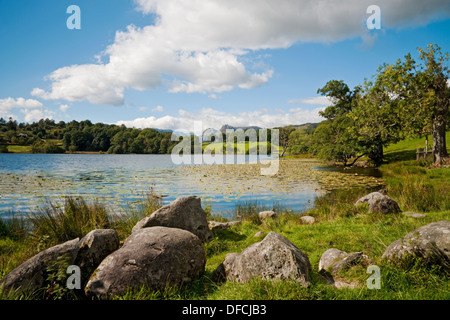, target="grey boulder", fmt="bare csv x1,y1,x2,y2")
208,220,240,231
259,211,277,220
382,221,450,270
85,226,206,299
0,238,80,294
75,229,120,270
300,216,315,224
319,248,371,275
132,196,214,243
215,232,311,287
0,228,120,295
355,191,401,214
